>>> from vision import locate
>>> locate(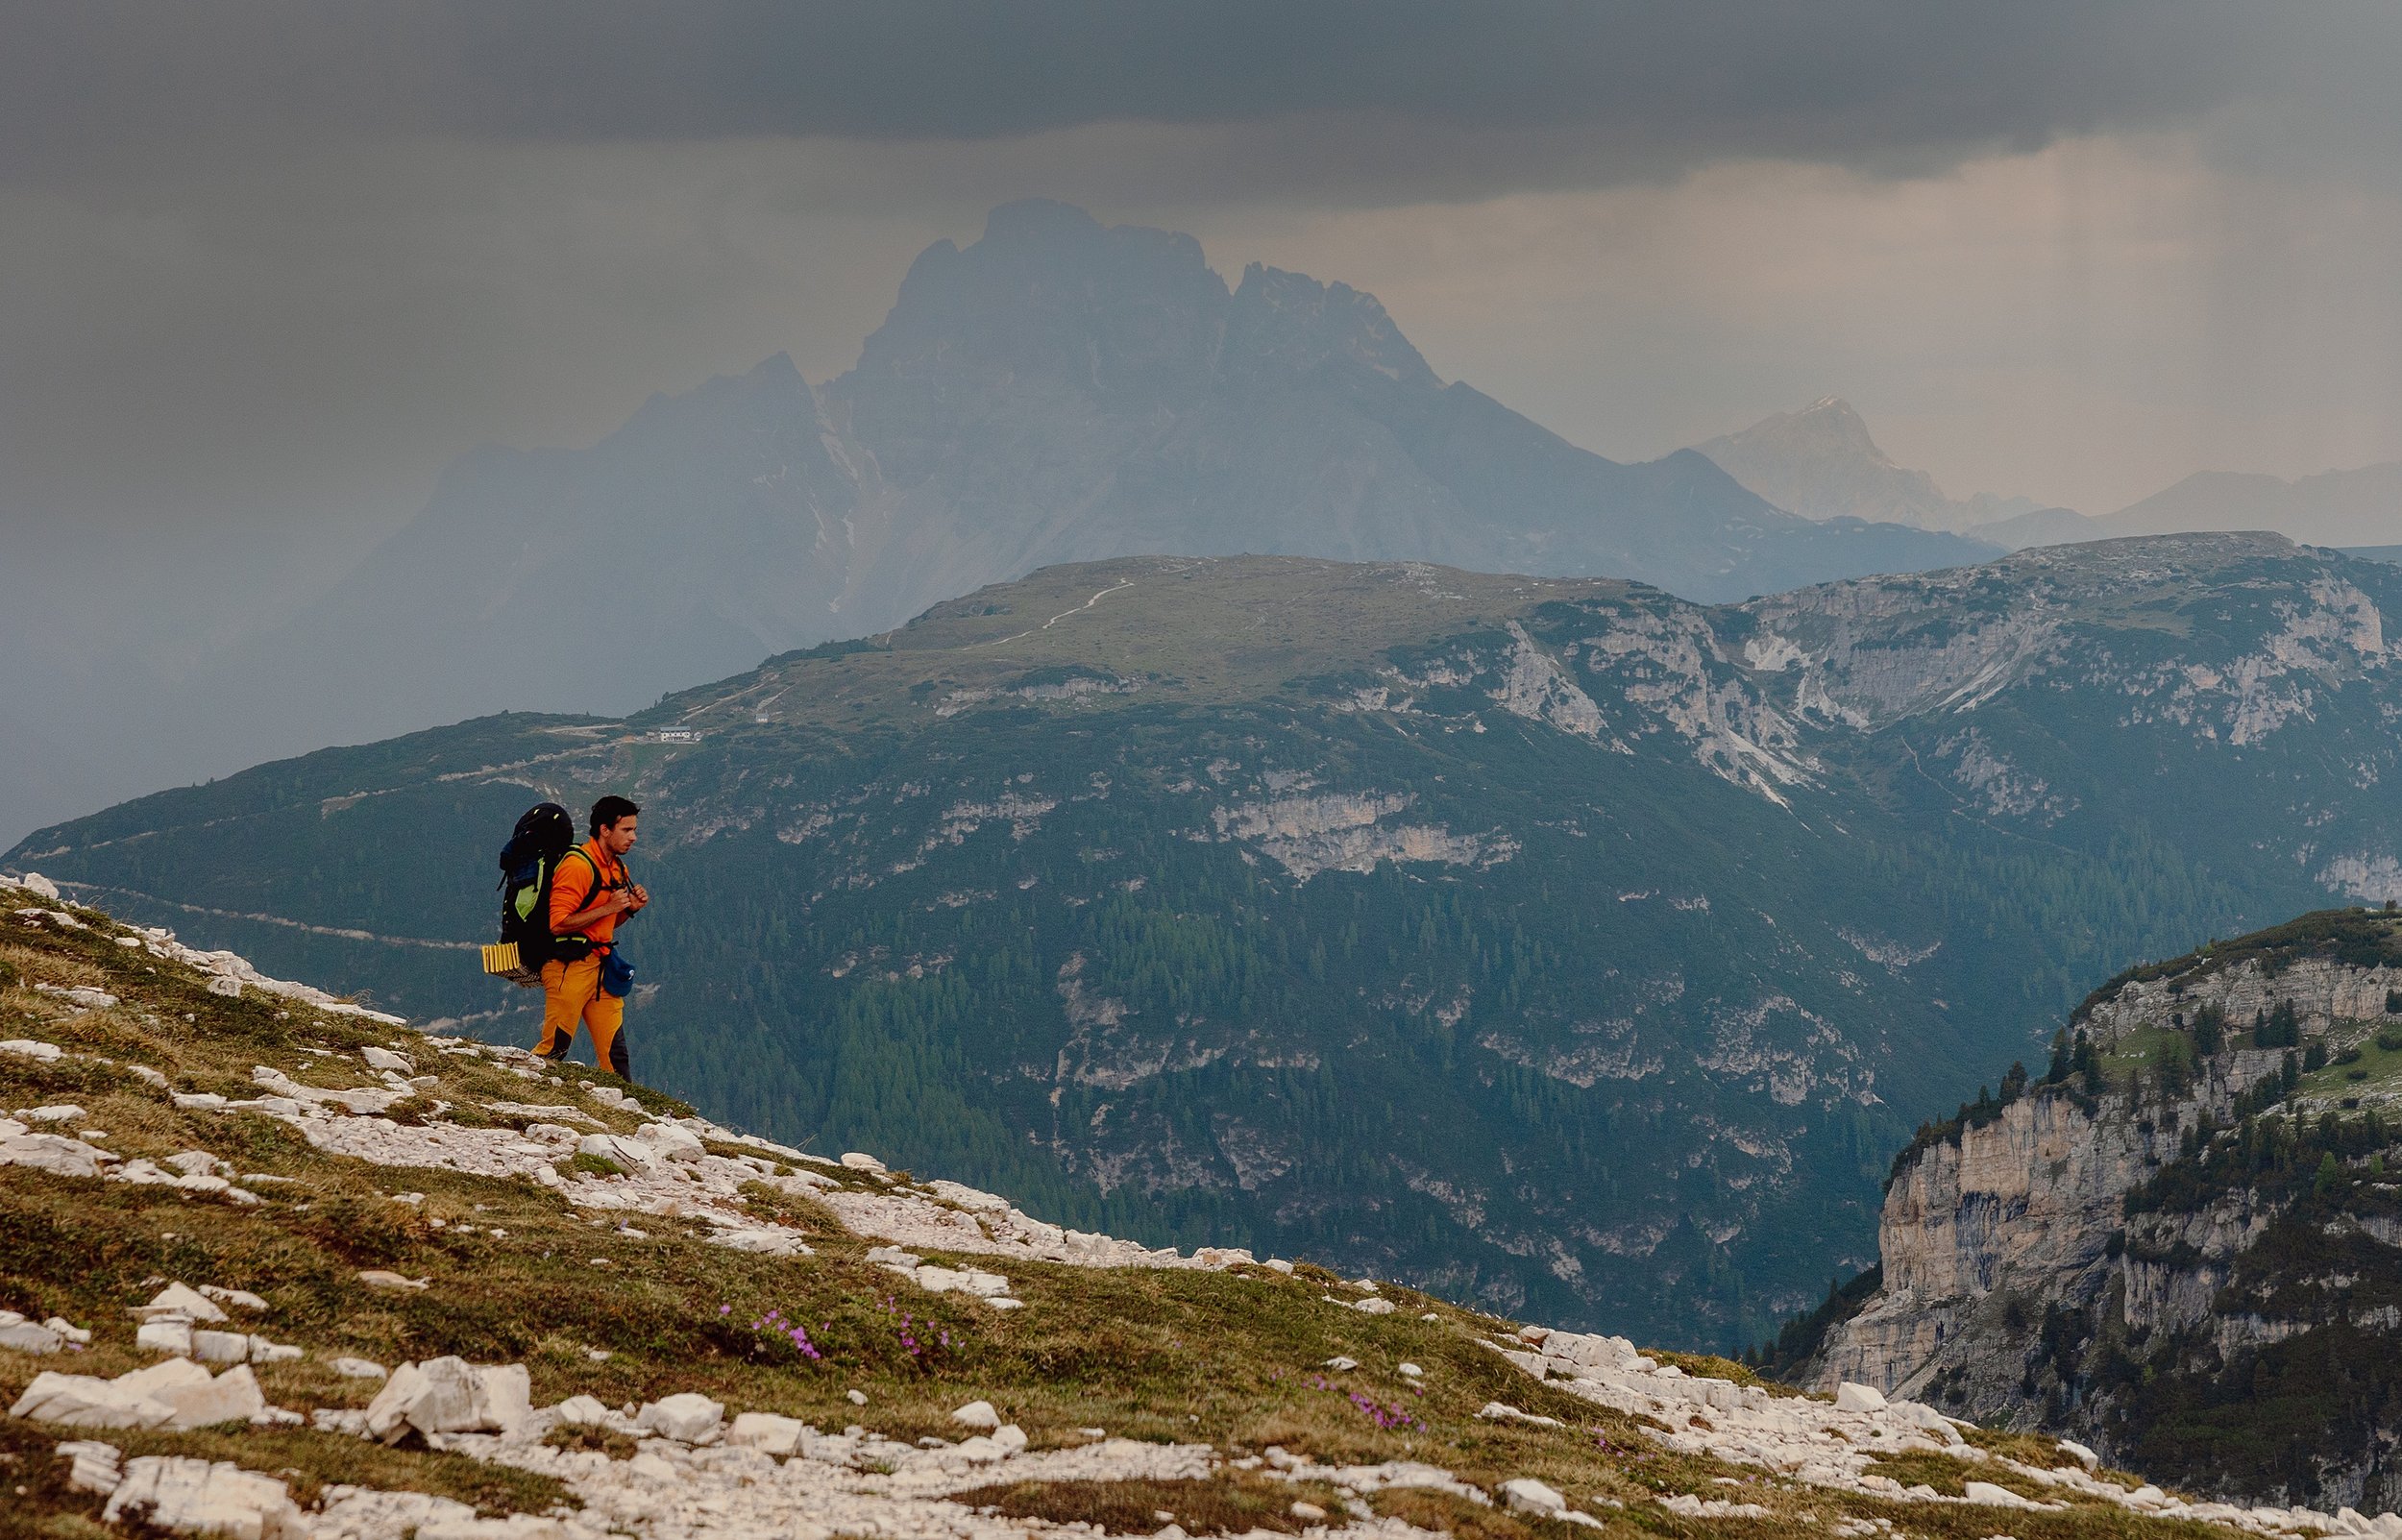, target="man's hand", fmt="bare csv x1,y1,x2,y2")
623,884,650,914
